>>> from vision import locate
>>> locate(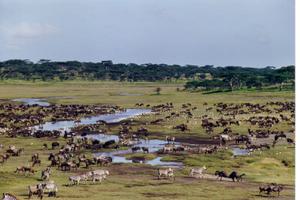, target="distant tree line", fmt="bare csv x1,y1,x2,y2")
184,65,294,91
0,60,294,90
